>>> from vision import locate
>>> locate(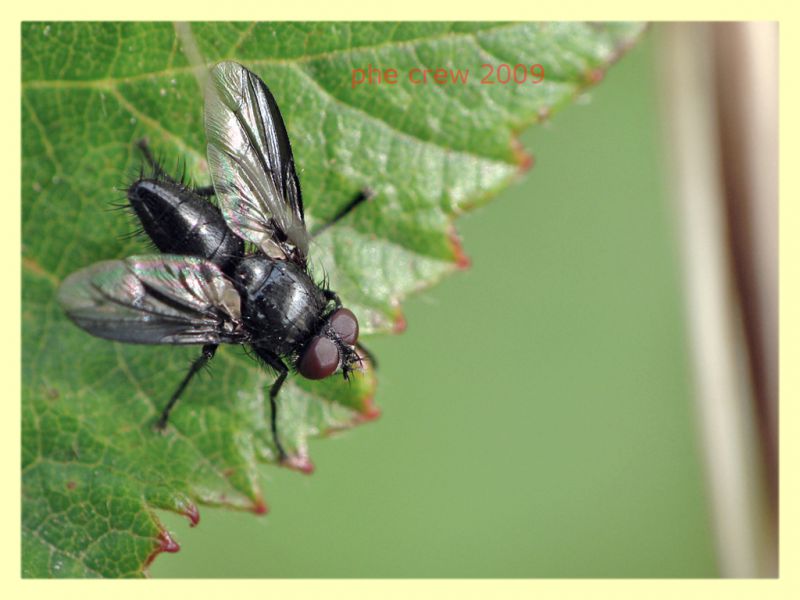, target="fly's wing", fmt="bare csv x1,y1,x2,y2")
58,255,245,345
205,61,310,262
